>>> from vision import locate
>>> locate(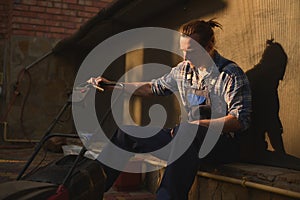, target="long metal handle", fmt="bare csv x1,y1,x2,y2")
17,101,72,180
